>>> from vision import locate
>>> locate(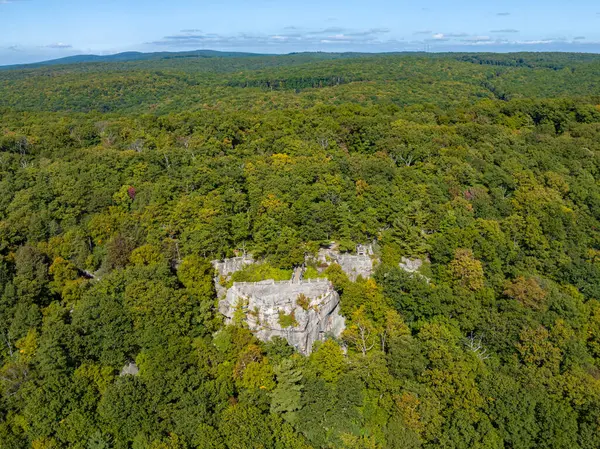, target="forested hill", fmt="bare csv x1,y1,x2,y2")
0,50,269,71
1,52,600,448
1,51,599,113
